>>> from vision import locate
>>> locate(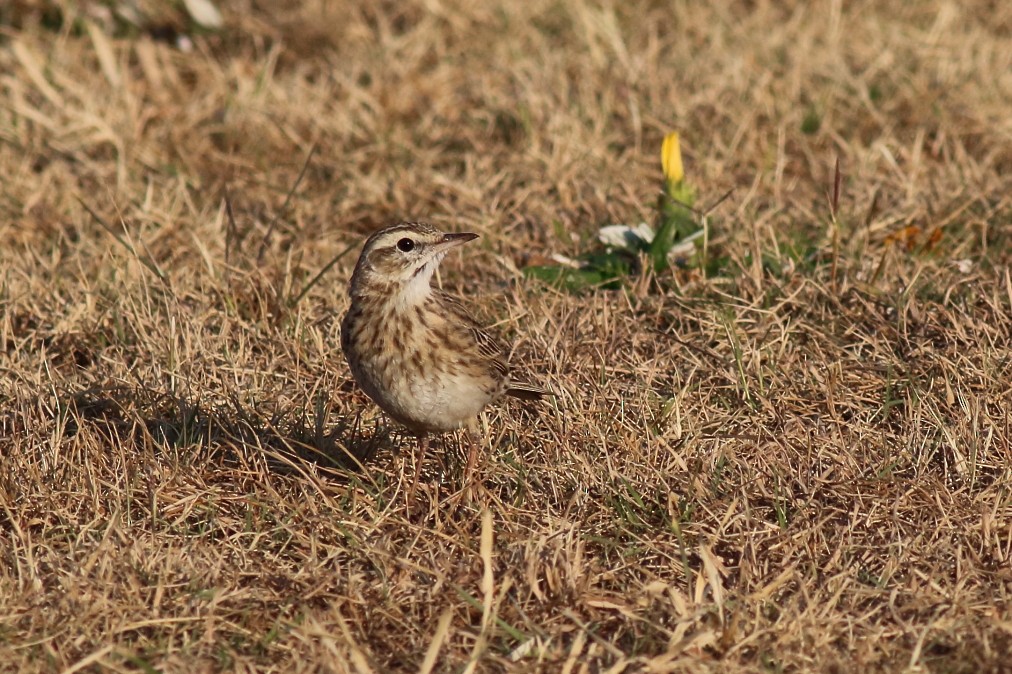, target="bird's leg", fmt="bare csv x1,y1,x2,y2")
408,433,427,504
458,418,487,504
464,428,479,486
447,429,477,514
